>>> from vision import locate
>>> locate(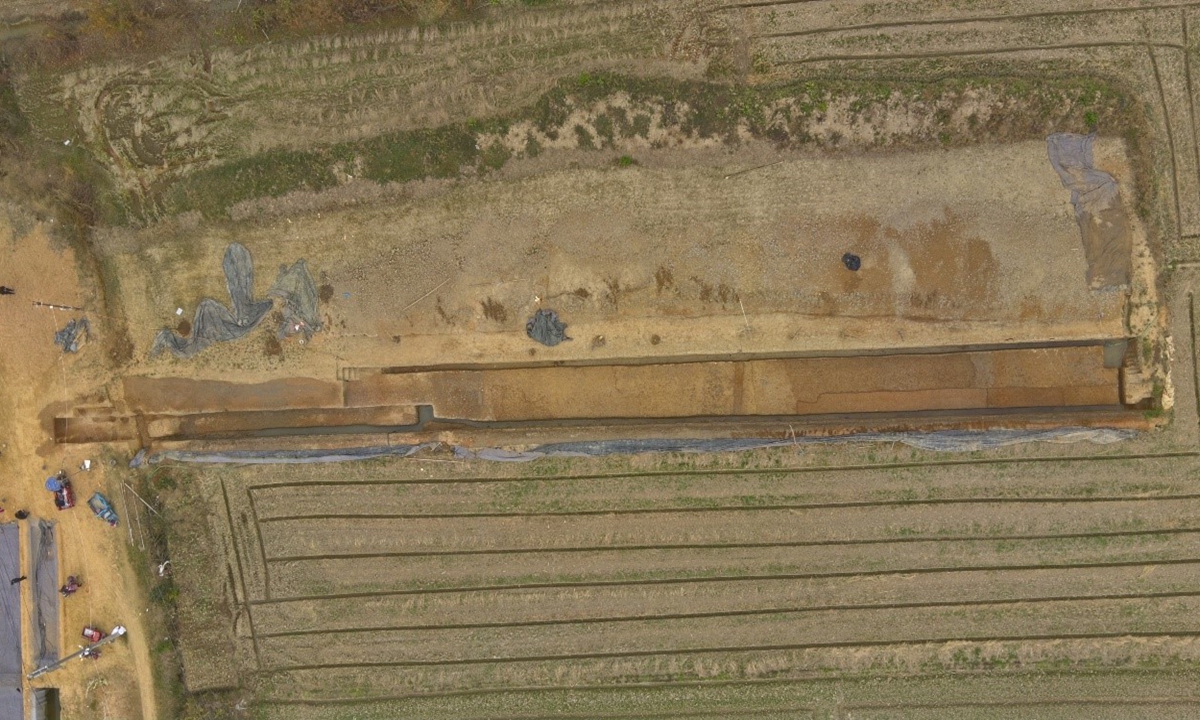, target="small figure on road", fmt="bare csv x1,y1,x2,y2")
9,576,25,585
0,286,14,295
